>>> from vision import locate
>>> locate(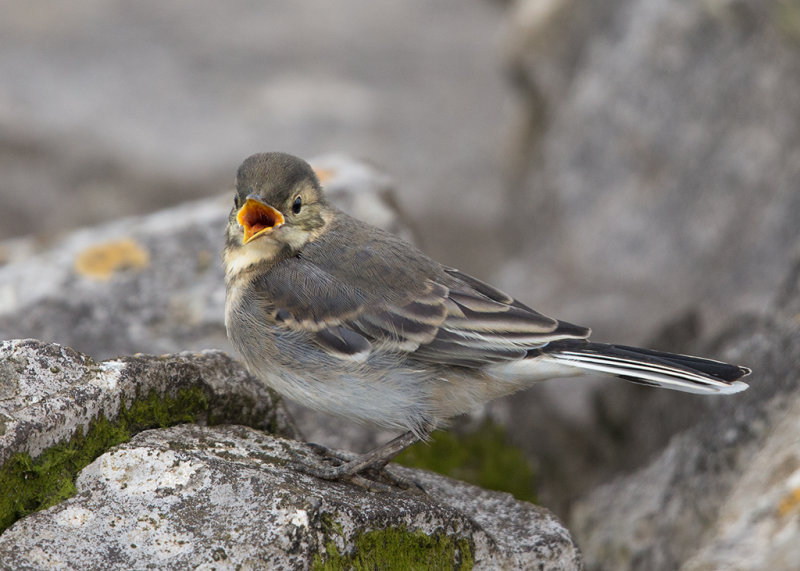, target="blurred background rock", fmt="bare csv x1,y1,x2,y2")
2,1,800,566
0,0,507,257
